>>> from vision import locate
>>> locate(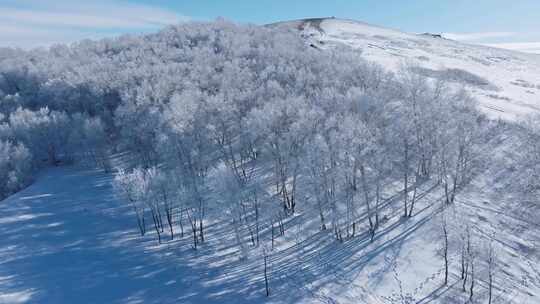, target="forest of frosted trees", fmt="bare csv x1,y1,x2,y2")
1,21,540,298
